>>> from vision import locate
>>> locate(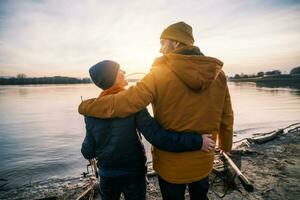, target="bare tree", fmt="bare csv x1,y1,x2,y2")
17,74,27,79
